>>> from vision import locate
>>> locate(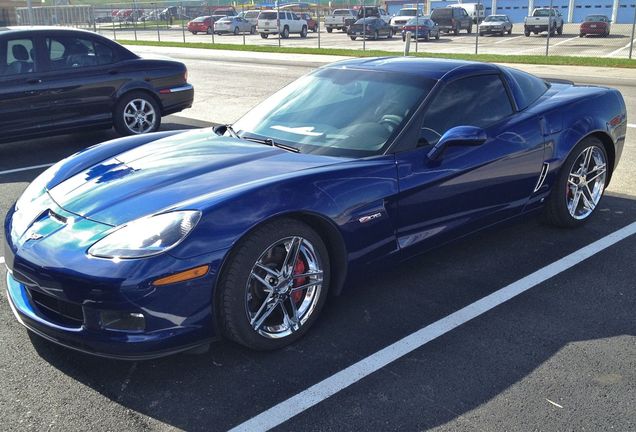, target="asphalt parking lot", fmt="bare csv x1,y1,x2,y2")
1,50,635,431
101,23,636,58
